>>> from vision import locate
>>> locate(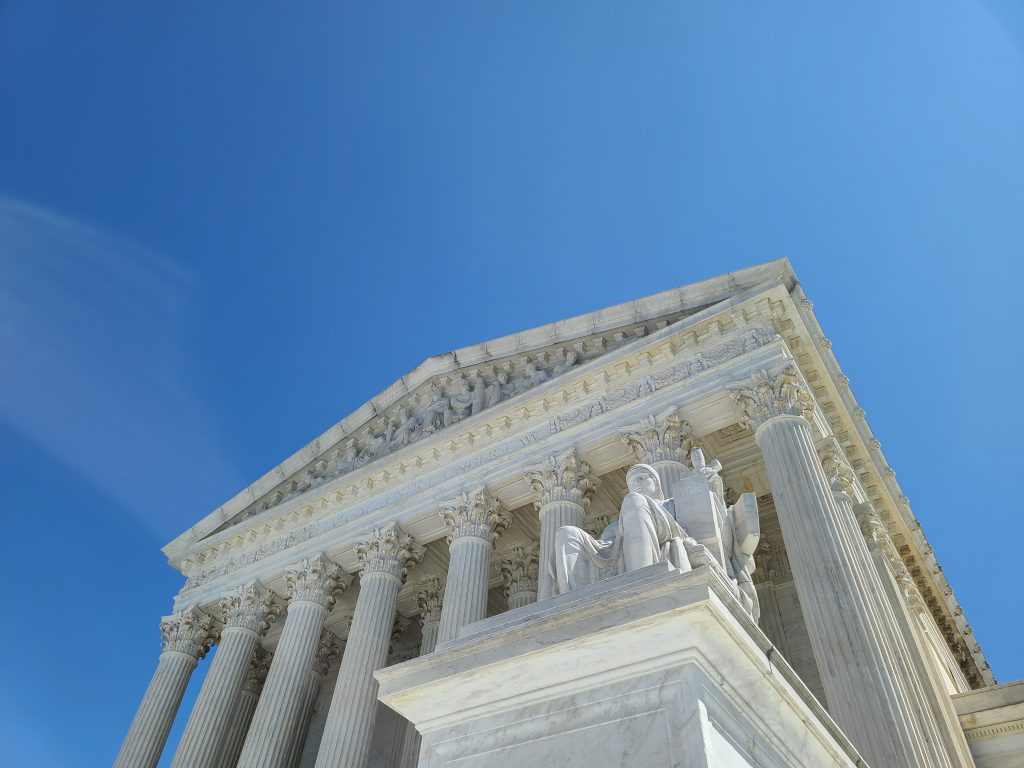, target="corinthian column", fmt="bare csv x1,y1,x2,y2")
499,545,540,609
525,449,598,600
314,524,424,768
217,648,271,768
237,554,349,768
730,366,957,768
115,607,218,768
437,487,509,643
621,405,695,493
393,578,444,768
172,583,279,768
